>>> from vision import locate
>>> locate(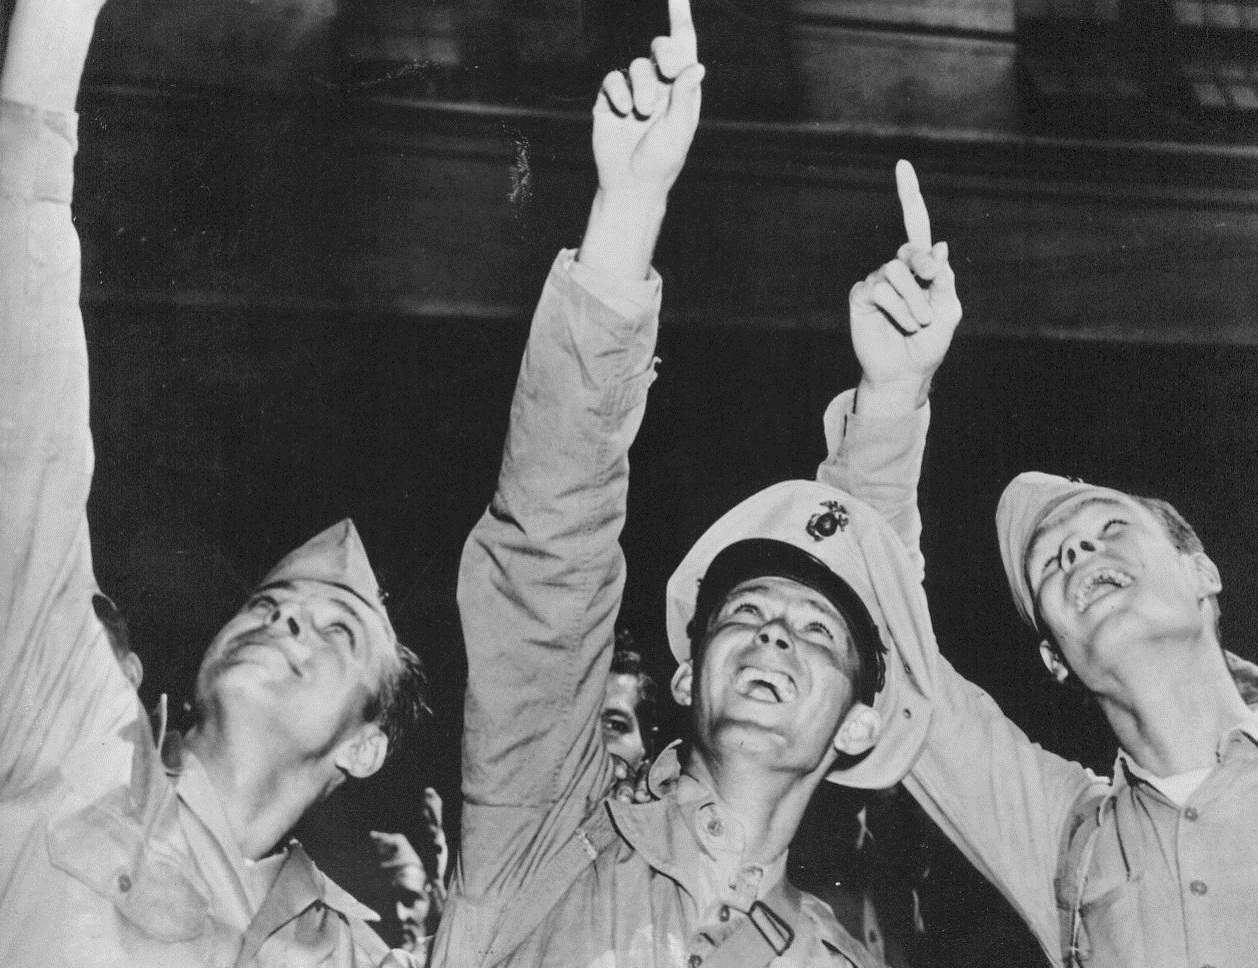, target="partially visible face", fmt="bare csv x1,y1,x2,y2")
196,578,397,762
1024,493,1211,687
691,575,860,773
601,673,647,770
392,862,433,951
